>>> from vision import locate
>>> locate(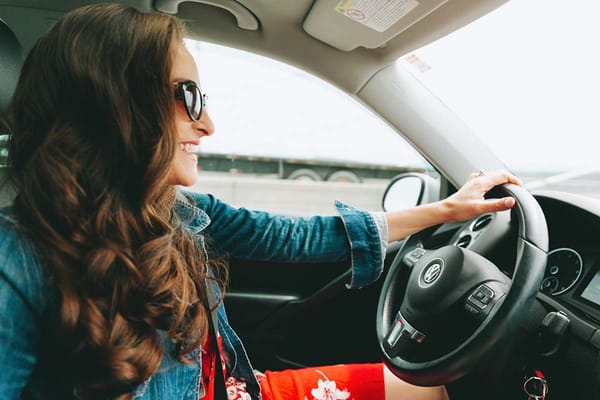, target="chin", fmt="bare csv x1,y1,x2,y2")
167,168,198,187
177,175,198,187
